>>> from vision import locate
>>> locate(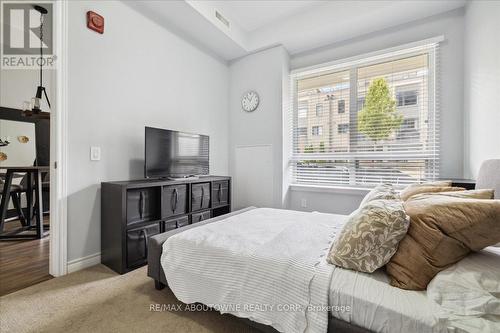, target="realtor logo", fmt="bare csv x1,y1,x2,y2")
1,1,54,68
